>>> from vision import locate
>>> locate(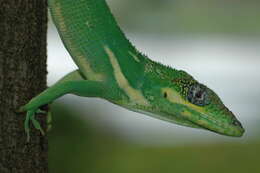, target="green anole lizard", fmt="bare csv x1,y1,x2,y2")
19,0,244,141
